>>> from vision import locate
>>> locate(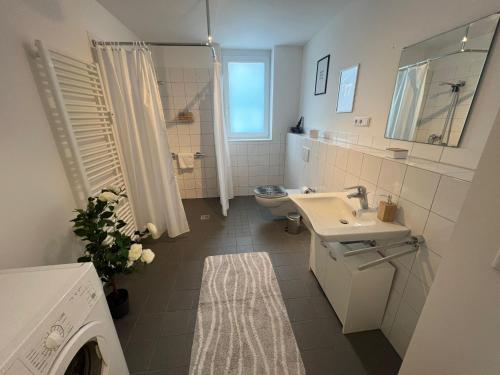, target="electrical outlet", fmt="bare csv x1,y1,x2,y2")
200,214,210,221
354,116,371,127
